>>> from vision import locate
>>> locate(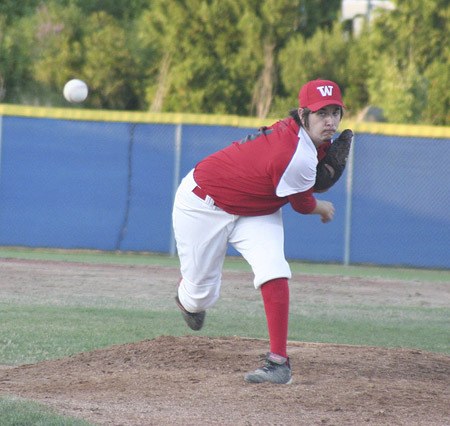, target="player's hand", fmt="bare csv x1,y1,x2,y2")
315,200,335,223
